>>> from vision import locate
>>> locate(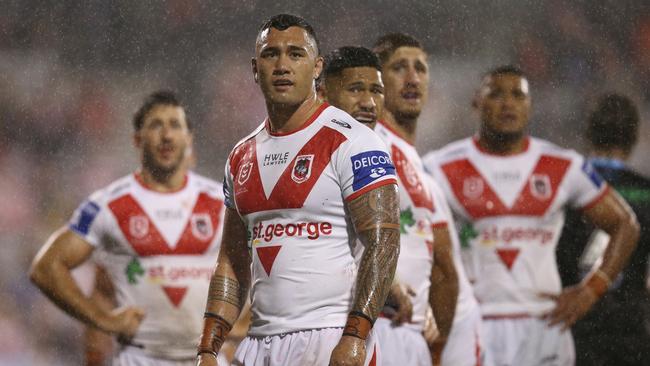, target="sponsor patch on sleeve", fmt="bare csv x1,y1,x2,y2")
582,161,604,188
223,177,234,208
351,150,395,191
69,200,101,236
